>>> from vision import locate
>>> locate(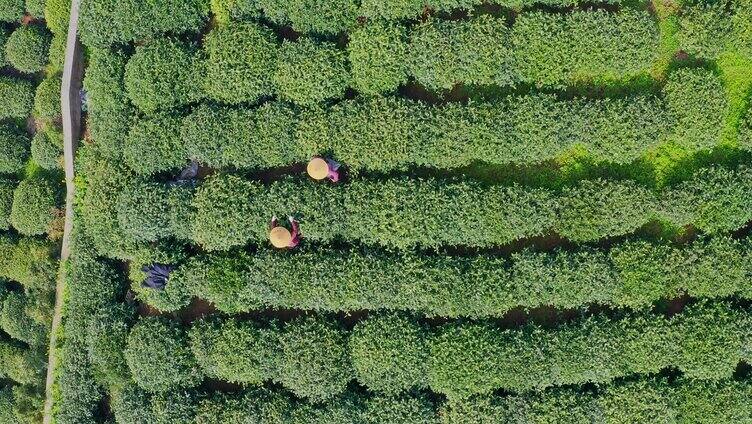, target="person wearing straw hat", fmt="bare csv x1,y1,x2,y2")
307,157,341,182
269,215,301,249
